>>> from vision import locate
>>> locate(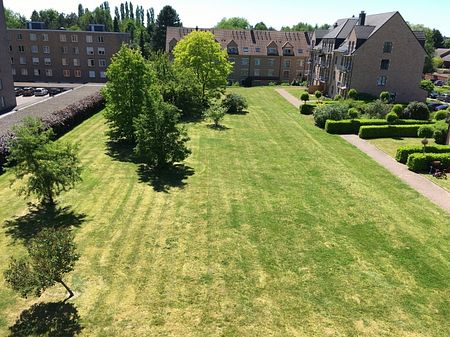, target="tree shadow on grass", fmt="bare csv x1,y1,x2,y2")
9,301,82,337
137,164,195,193
207,124,230,131
4,203,86,243
105,140,138,163
228,110,249,115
